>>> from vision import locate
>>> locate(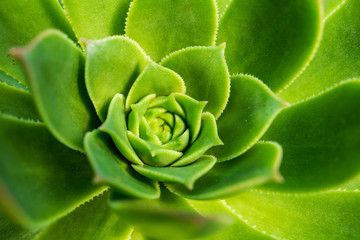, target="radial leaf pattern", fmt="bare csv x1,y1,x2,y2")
0,0,359,239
